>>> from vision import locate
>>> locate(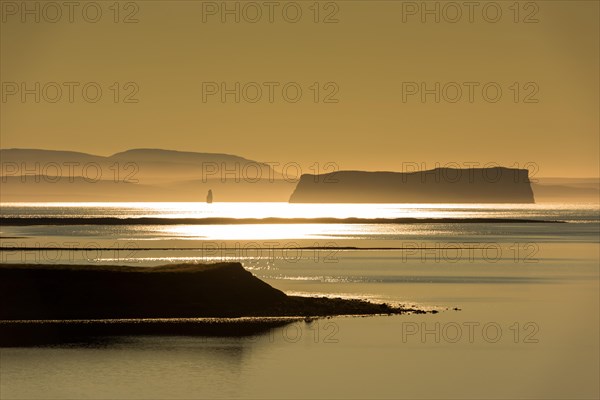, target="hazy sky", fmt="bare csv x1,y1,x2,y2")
1,1,598,177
